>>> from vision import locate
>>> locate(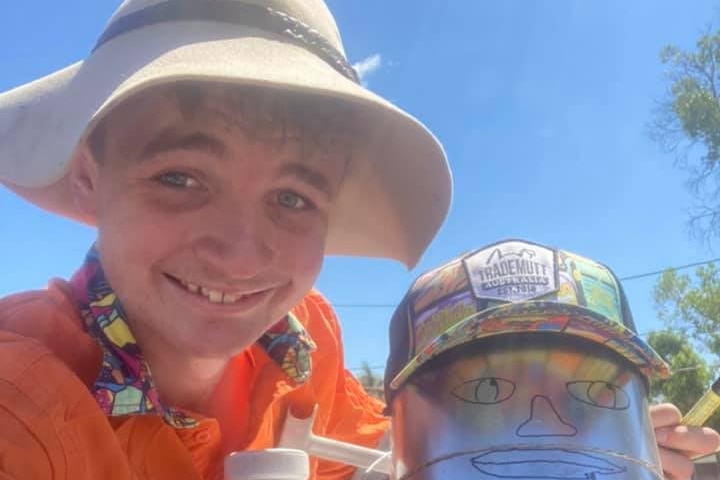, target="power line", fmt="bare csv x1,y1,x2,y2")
673,365,705,373
348,365,384,372
332,257,720,309
618,257,720,281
